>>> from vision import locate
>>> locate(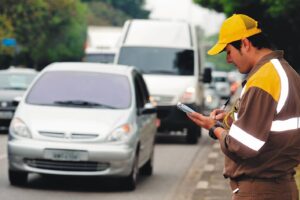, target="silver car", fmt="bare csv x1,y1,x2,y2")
0,67,37,130
7,62,157,190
